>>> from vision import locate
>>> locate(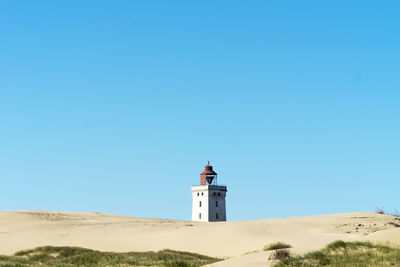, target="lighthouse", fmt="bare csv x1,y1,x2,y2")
191,162,227,222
